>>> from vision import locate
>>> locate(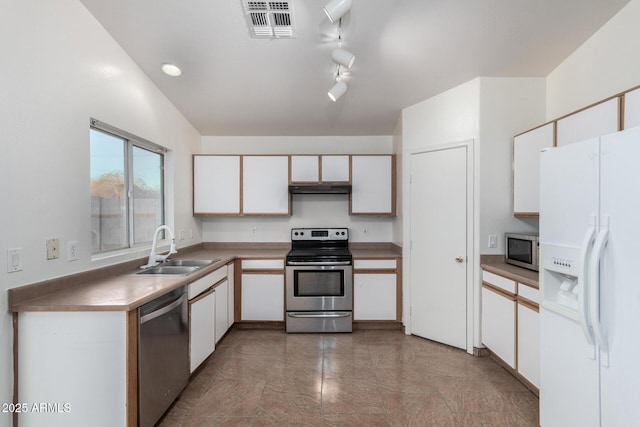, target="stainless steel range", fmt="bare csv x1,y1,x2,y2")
285,228,353,333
